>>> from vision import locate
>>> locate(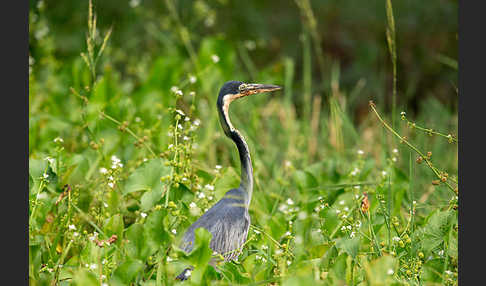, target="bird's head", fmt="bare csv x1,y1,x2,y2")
217,81,281,134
